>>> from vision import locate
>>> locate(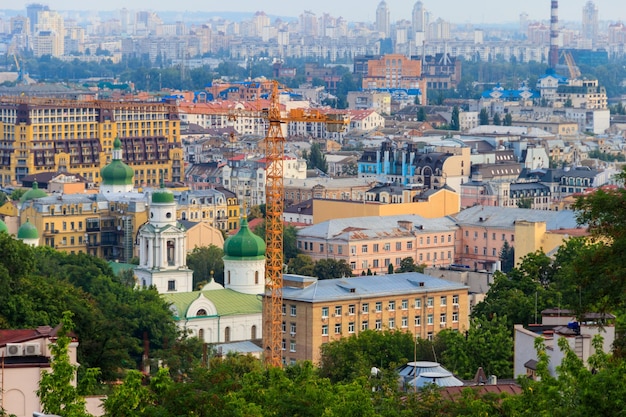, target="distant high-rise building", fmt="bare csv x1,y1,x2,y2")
299,10,318,37
26,3,48,34
34,10,64,57
376,1,390,38
519,12,529,37
412,1,426,33
582,1,598,47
